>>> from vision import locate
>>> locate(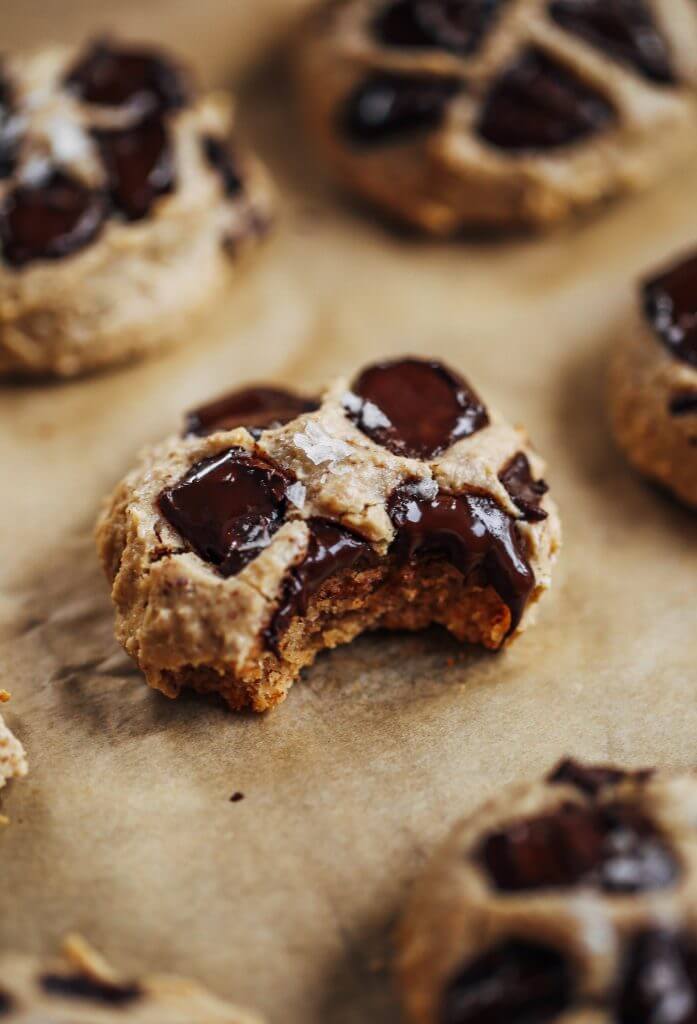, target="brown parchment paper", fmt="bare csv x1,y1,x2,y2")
1,5,697,1022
